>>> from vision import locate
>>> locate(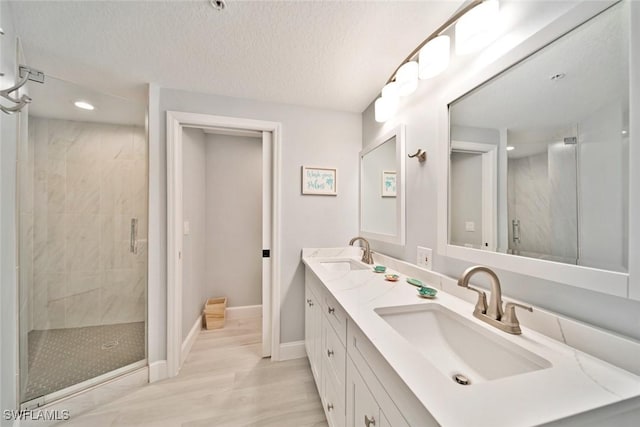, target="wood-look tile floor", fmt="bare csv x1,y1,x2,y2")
63,317,328,427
